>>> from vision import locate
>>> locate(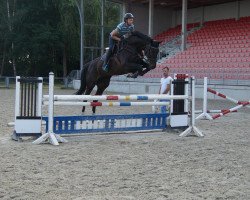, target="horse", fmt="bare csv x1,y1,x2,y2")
75,31,161,114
